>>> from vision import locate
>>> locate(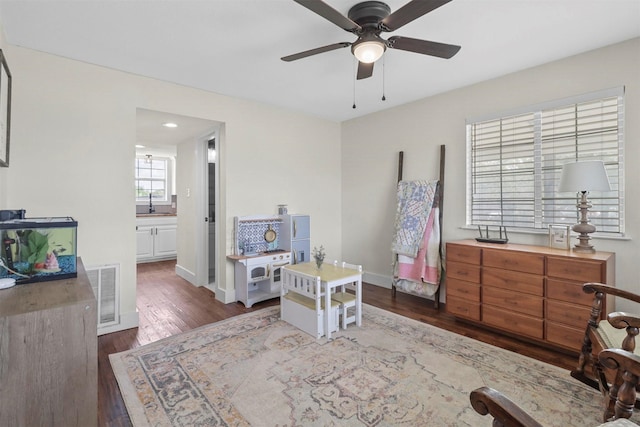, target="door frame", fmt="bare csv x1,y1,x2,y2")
195,130,220,290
